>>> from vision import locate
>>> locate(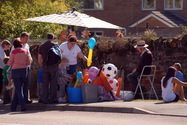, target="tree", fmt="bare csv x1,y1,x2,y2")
0,0,82,40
